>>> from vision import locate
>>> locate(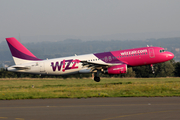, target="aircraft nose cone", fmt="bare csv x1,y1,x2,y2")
167,52,174,60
